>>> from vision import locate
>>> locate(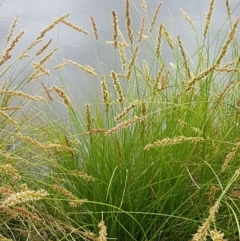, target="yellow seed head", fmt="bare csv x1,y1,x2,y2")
90,16,98,40
180,8,195,30
112,10,118,49
126,0,134,44
1,189,48,207
7,13,20,42
150,3,162,32
60,19,88,34
36,39,52,56
203,0,216,38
